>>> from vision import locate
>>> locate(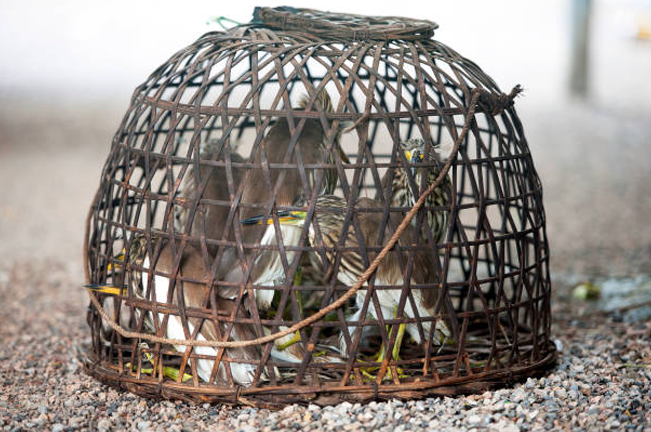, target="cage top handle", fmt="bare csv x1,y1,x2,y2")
84,88,505,349
250,6,438,41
